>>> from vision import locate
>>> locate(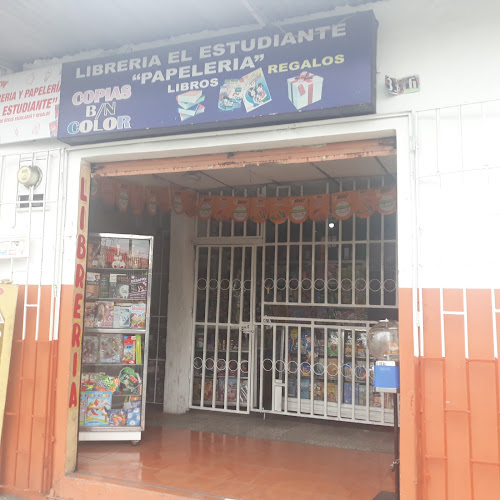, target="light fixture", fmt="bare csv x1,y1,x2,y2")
328,221,335,229
17,165,42,188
